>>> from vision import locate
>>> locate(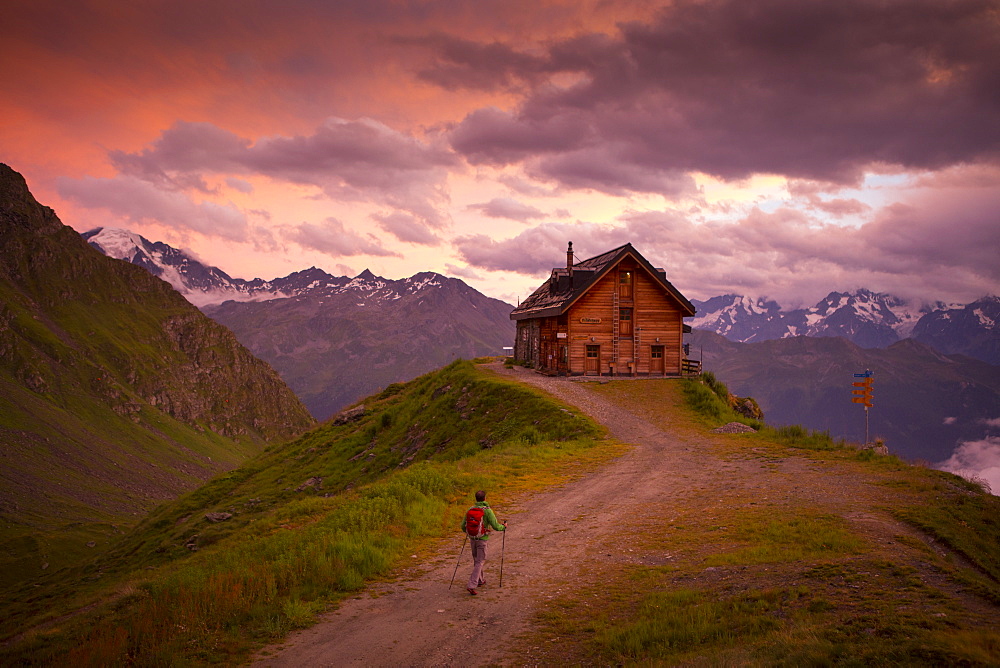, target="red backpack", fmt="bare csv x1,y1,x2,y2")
465,506,487,538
